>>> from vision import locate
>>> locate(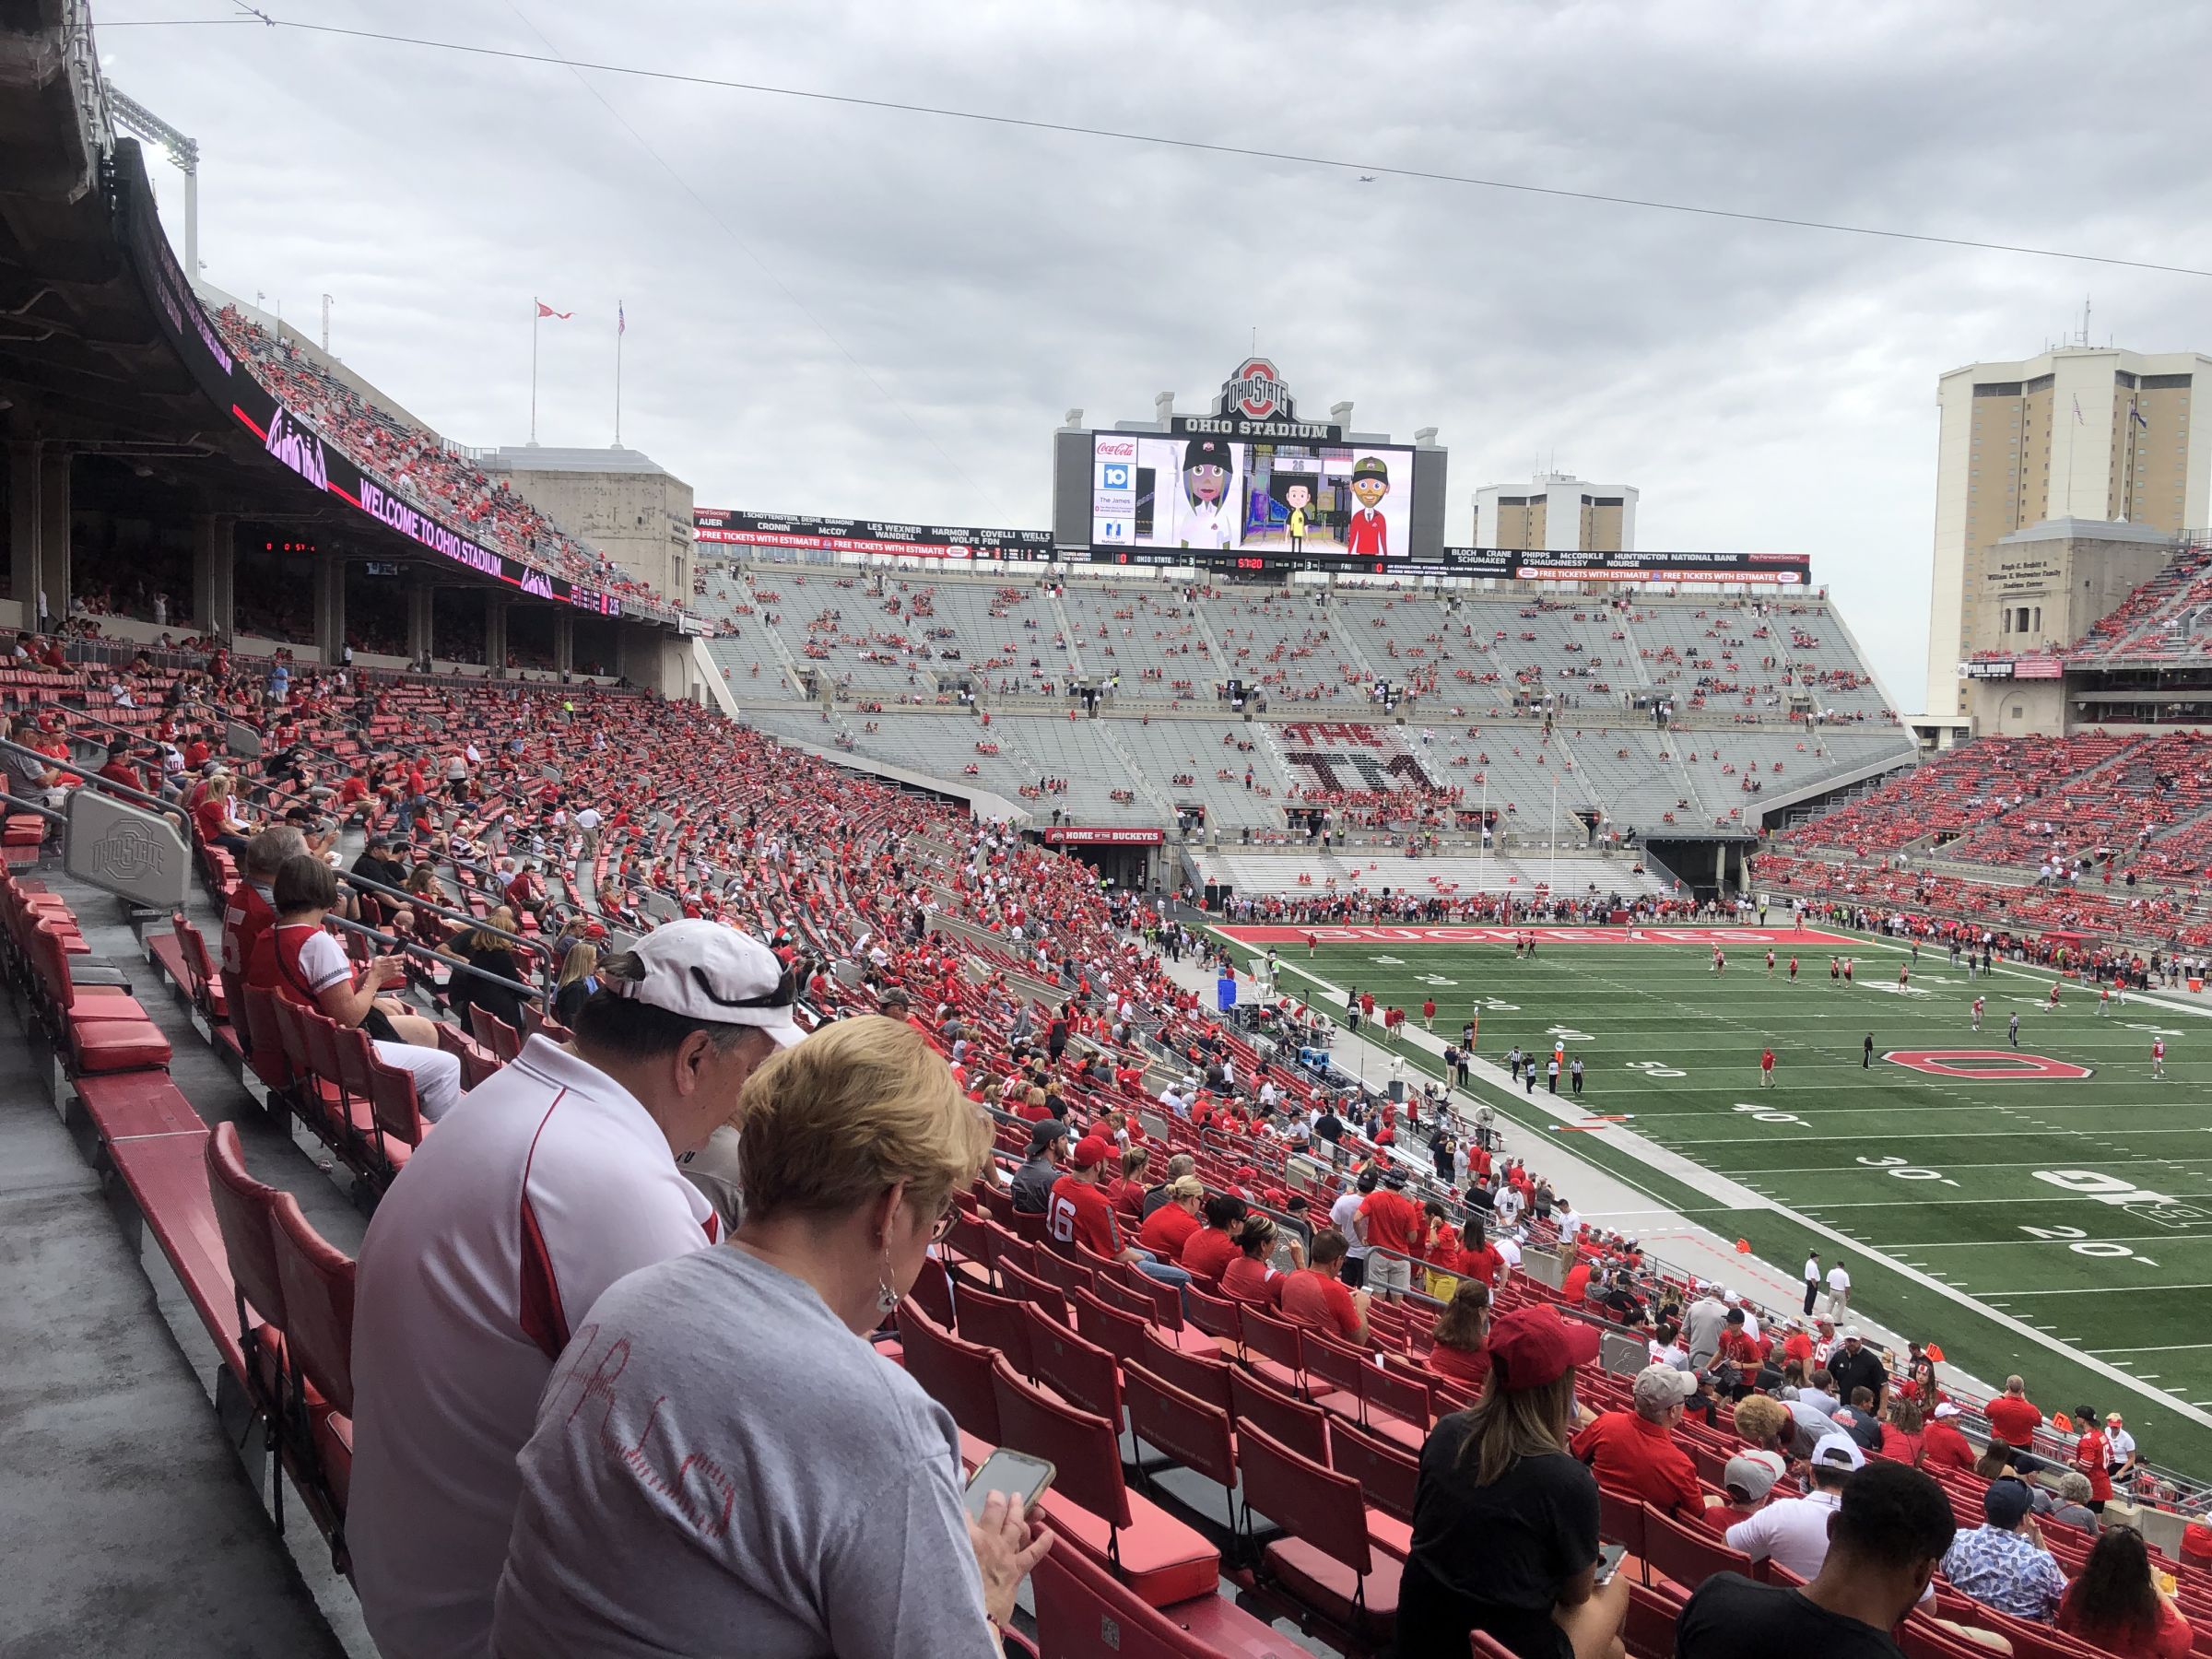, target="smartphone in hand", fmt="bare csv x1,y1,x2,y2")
1593,1541,1629,1587
965,1449,1054,1521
